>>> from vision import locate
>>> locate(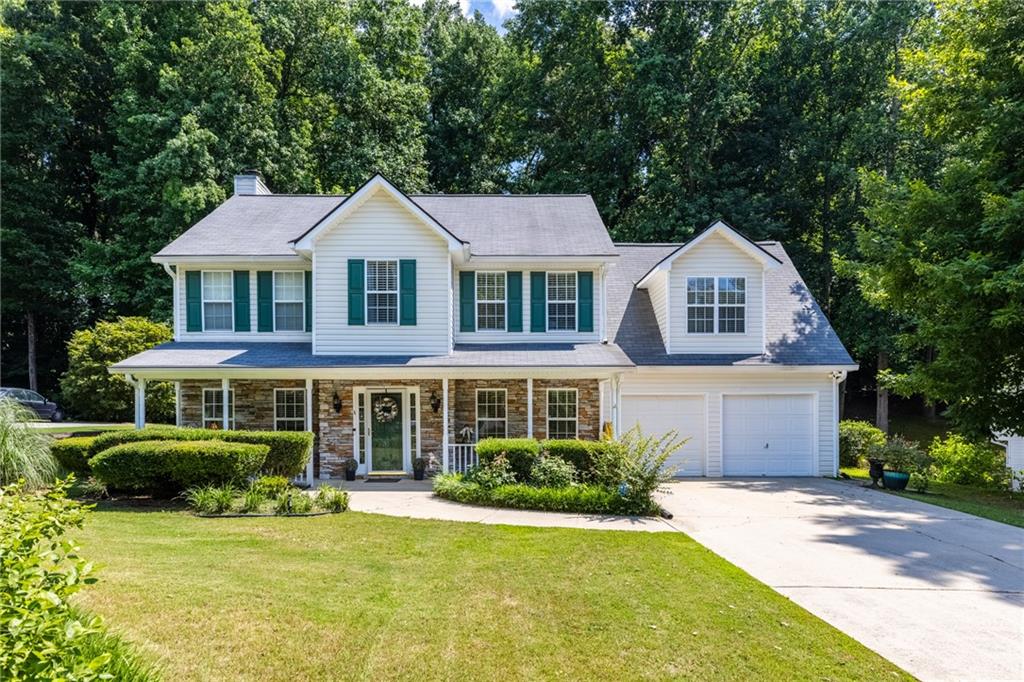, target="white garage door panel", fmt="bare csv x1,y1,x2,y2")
621,395,705,476
723,395,814,476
